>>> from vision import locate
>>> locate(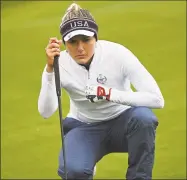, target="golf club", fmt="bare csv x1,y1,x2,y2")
53,55,67,180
